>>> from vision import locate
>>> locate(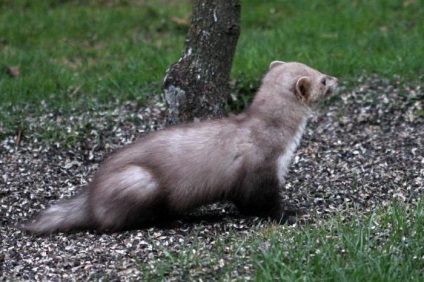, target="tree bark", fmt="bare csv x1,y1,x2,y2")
162,0,241,125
